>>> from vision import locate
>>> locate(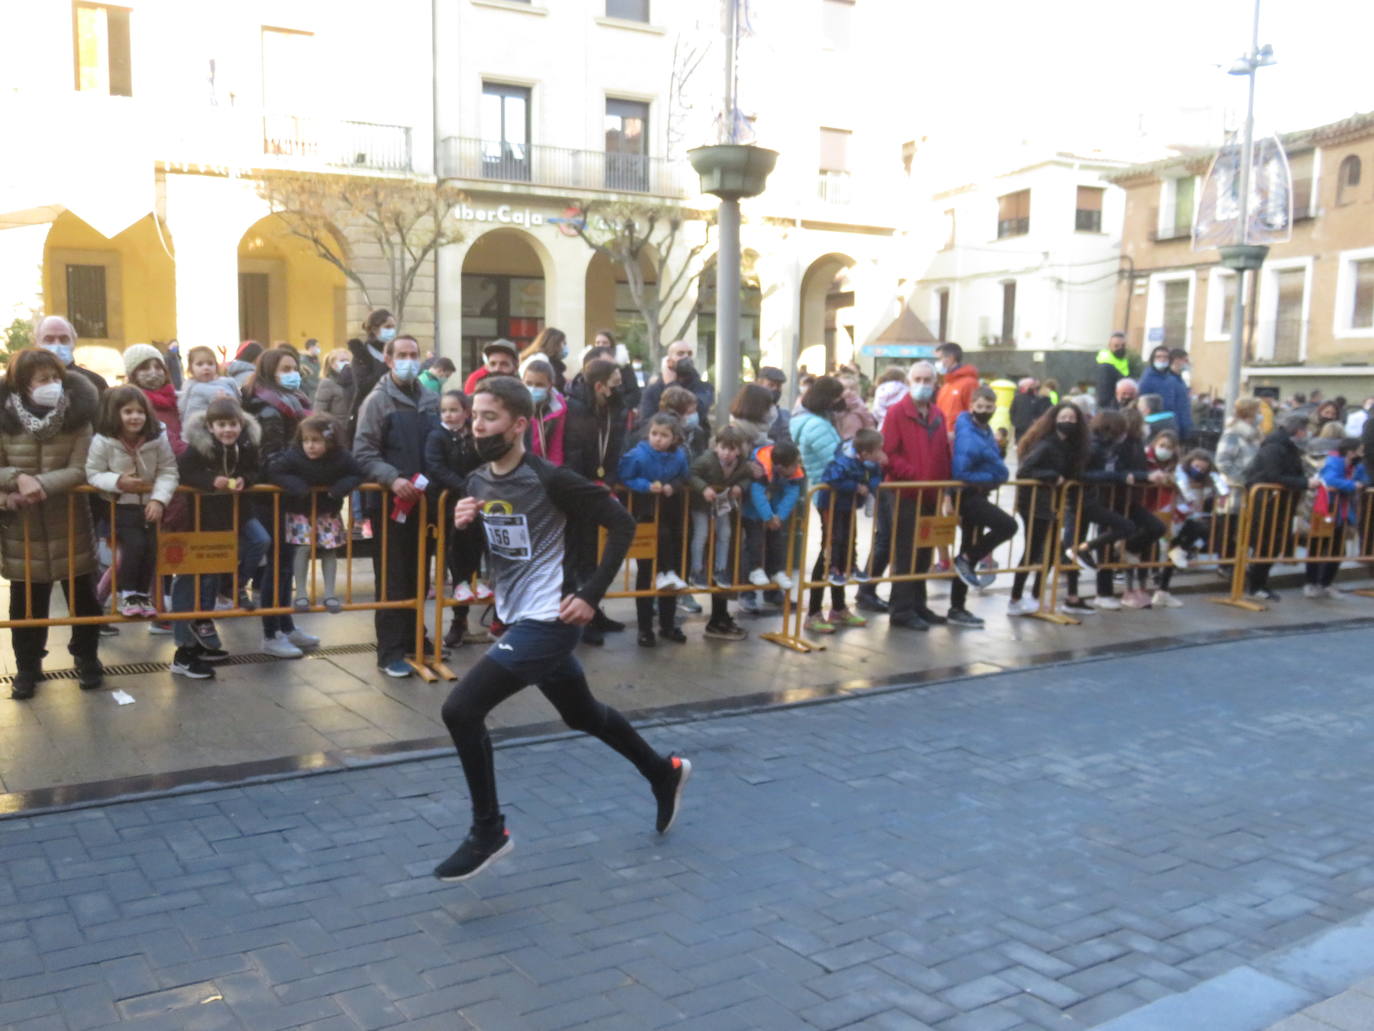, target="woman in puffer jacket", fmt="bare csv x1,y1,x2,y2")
0,349,103,698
